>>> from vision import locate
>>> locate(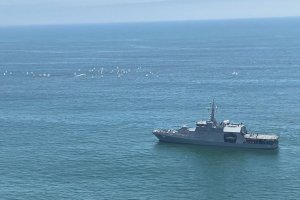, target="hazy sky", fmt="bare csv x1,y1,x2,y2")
1,0,300,26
